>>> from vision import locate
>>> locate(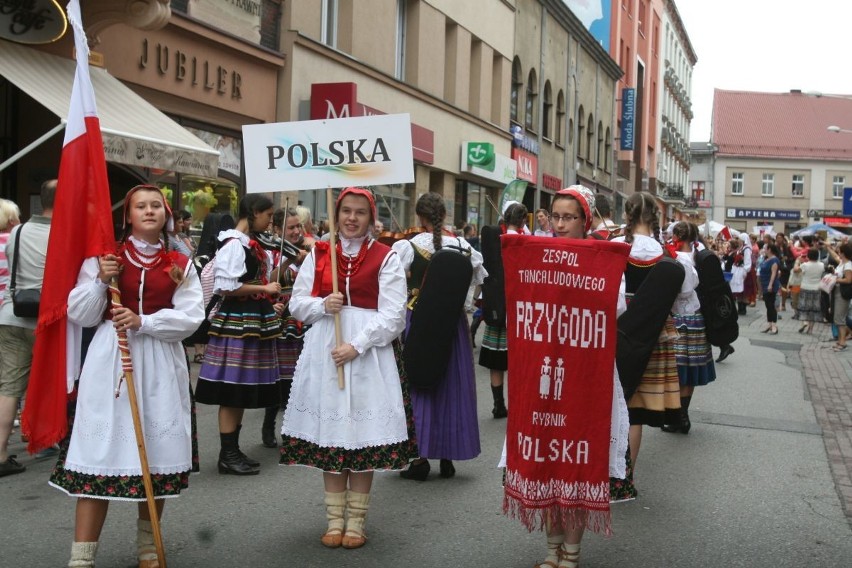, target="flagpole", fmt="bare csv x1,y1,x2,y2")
108,279,167,568
326,188,345,390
